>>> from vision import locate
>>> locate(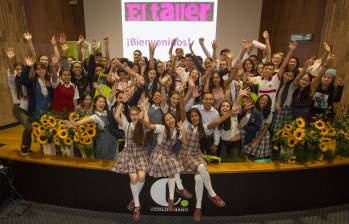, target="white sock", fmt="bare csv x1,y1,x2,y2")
197,164,216,197
195,174,203,208
136,181,145,195
174,173,184,190
130,183,140,207
168,177,176,200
